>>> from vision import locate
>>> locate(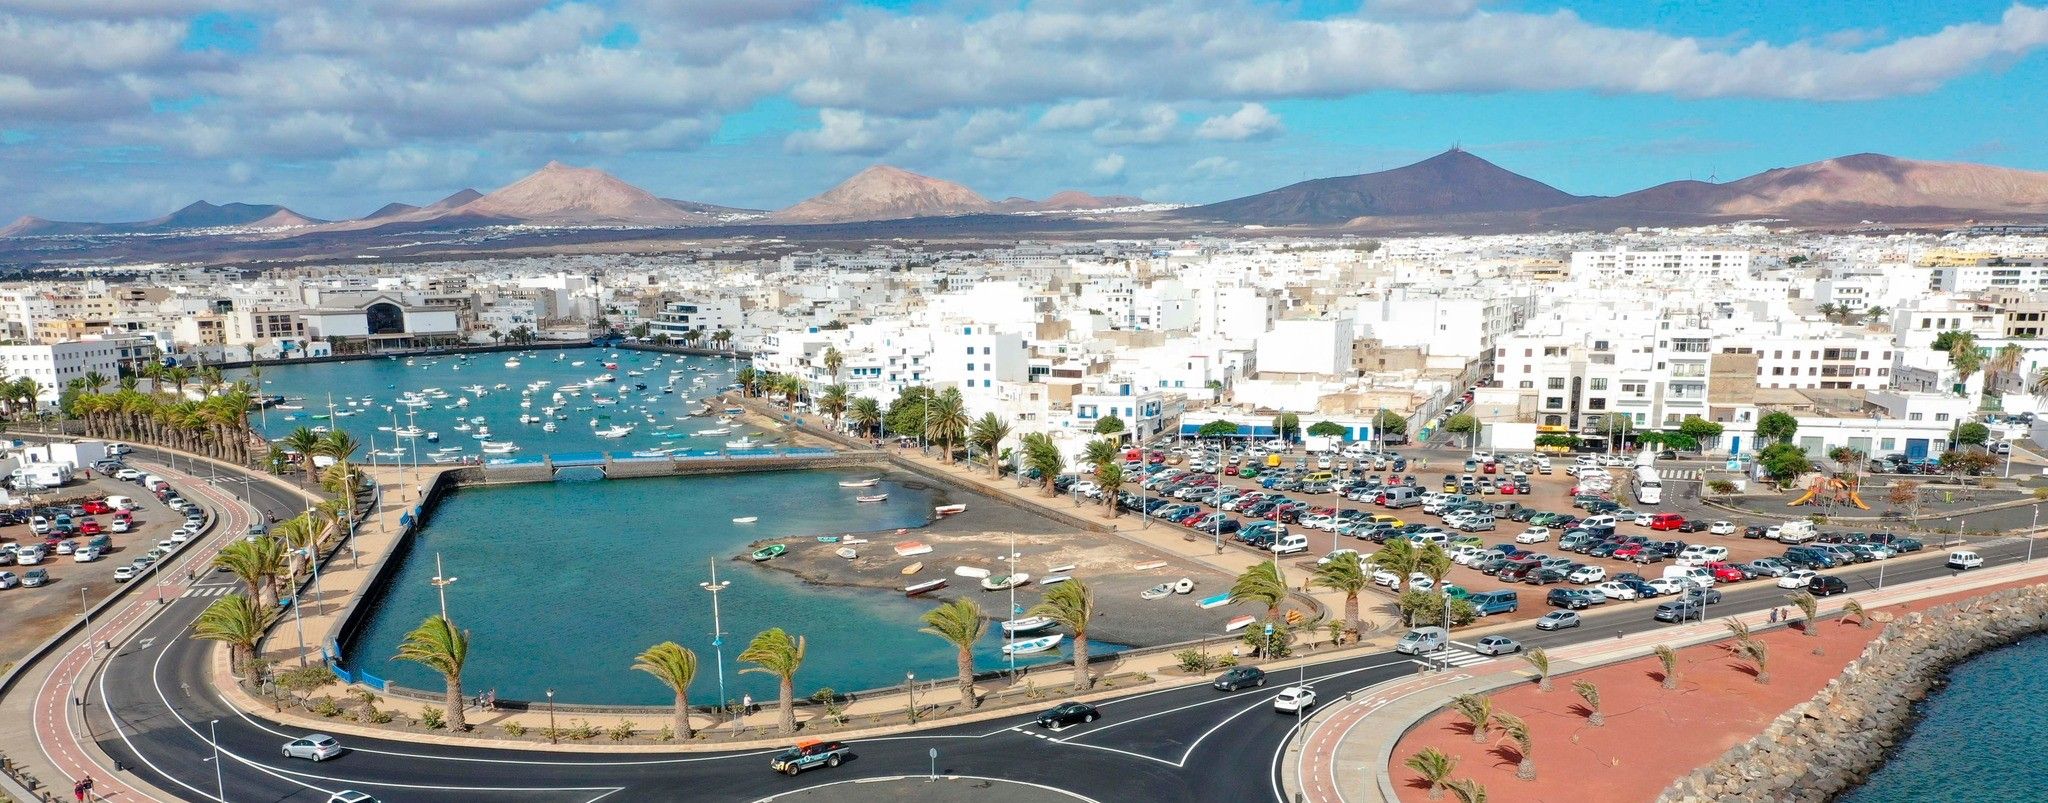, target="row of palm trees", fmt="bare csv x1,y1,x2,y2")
62,364,267,466
1224,538,1456,648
